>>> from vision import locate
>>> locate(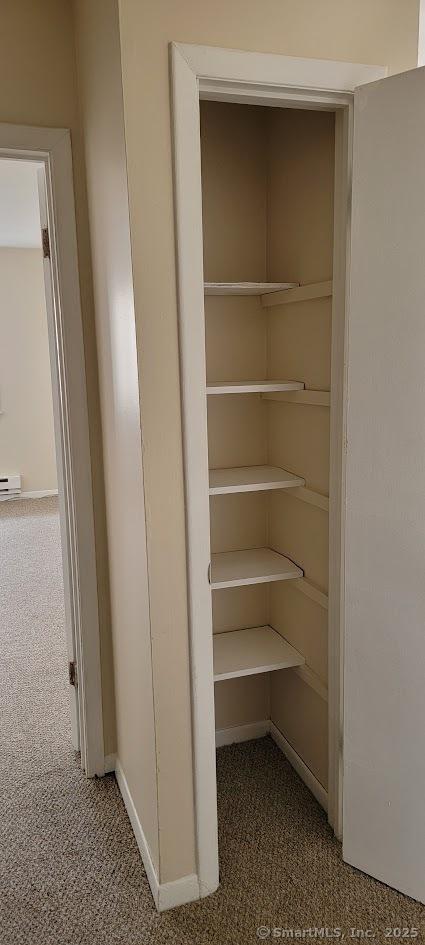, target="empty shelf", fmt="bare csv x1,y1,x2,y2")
213,625,305,681
209,465,305,495
207,380,304,395
211,548,303,589
204,281,297,296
